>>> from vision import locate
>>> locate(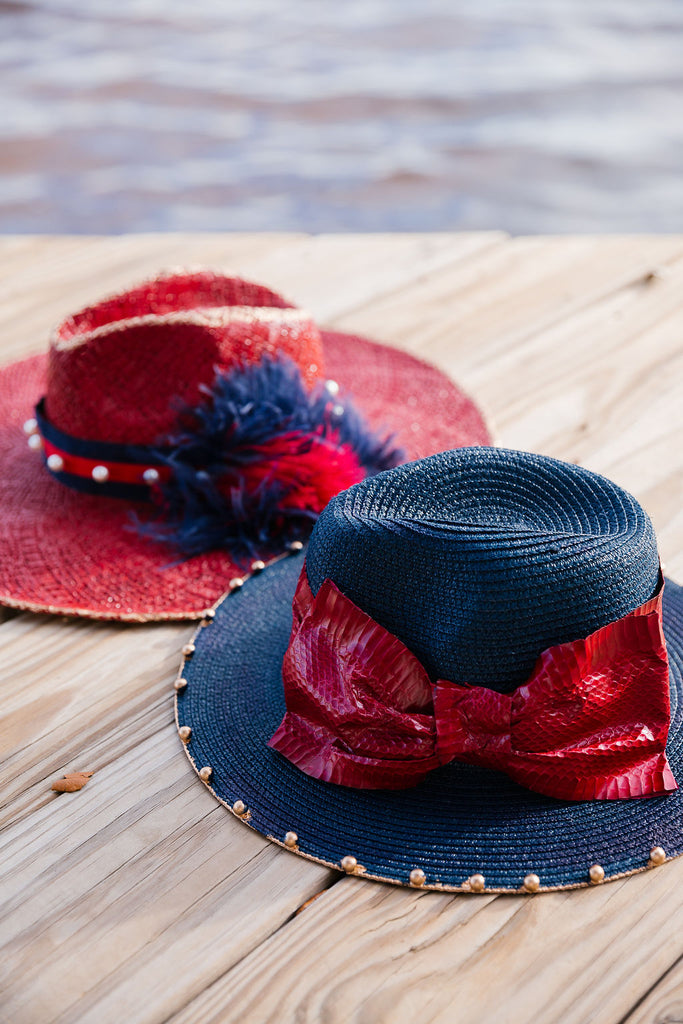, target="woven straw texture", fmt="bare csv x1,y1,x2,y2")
306,447,660,688
176,449,683,892
48,272,323,444
0,333,490,620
